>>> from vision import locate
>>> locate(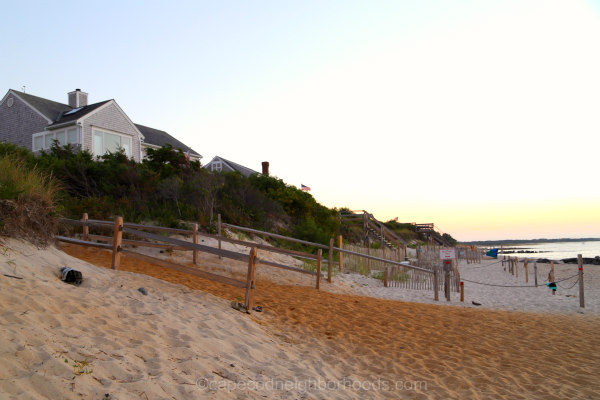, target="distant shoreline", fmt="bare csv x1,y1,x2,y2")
461,238,600,246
